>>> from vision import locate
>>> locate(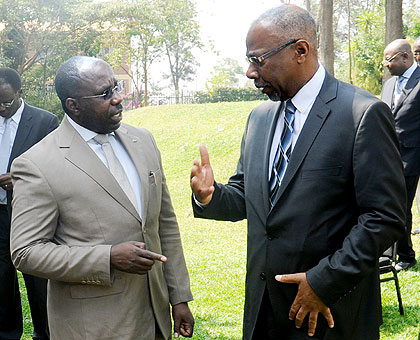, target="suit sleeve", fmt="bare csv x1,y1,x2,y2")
306,100,406,306
10,155,113,285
